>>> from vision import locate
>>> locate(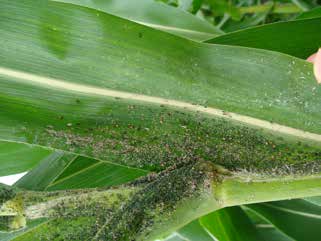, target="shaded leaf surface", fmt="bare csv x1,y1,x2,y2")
177,220,215,241
243,206,294,241
174,205,292,241
247,199,321,241
199,206,263,241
